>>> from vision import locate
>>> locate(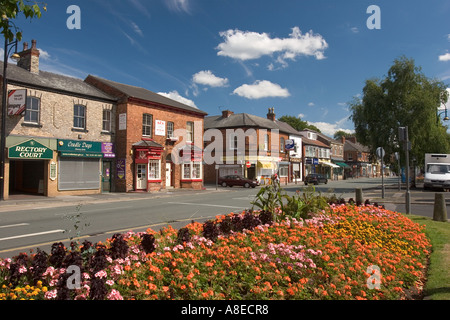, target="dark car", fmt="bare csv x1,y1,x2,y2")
218,175,260,188
304,173,328,185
